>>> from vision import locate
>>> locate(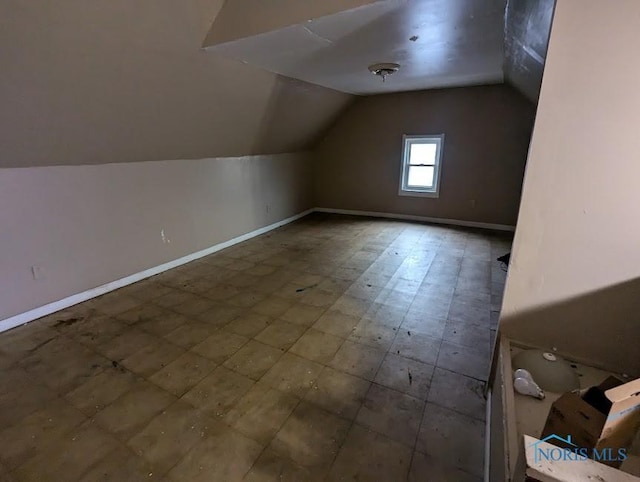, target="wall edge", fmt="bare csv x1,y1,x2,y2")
0,208,314,334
